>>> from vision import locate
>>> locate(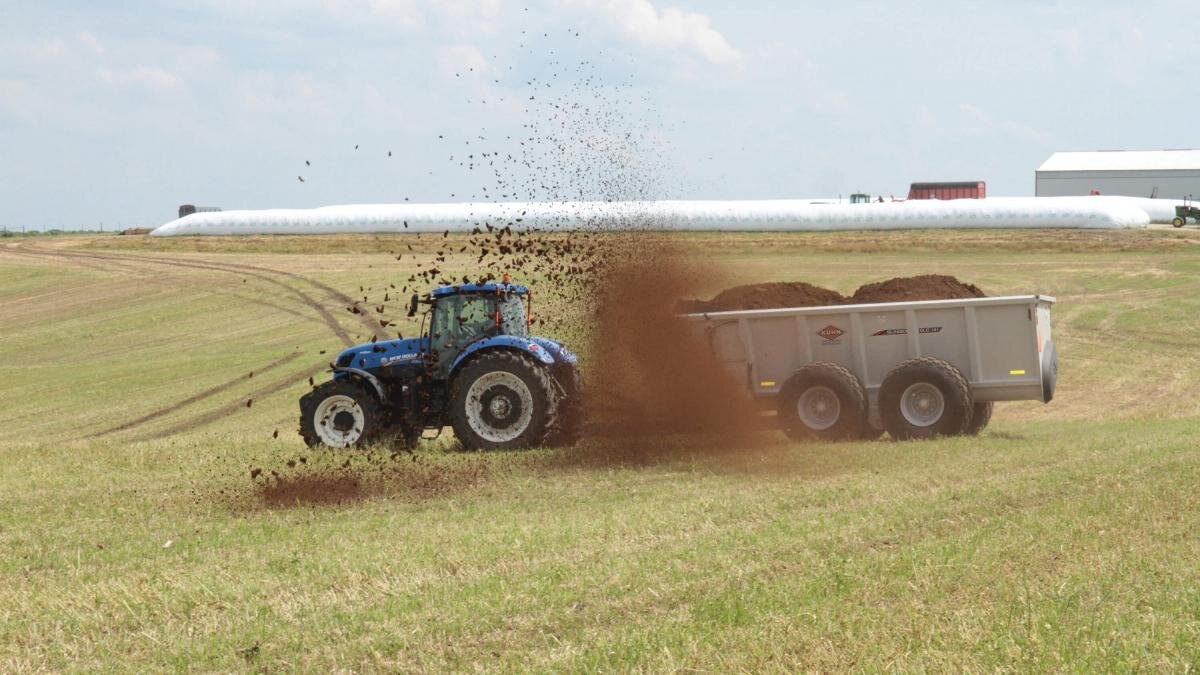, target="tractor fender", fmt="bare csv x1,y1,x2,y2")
331,367,389,404
449,336,555,375
529,336,579,365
